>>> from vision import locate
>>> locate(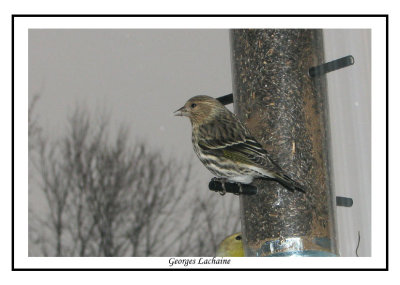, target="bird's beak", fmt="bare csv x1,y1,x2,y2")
174,106,188,117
